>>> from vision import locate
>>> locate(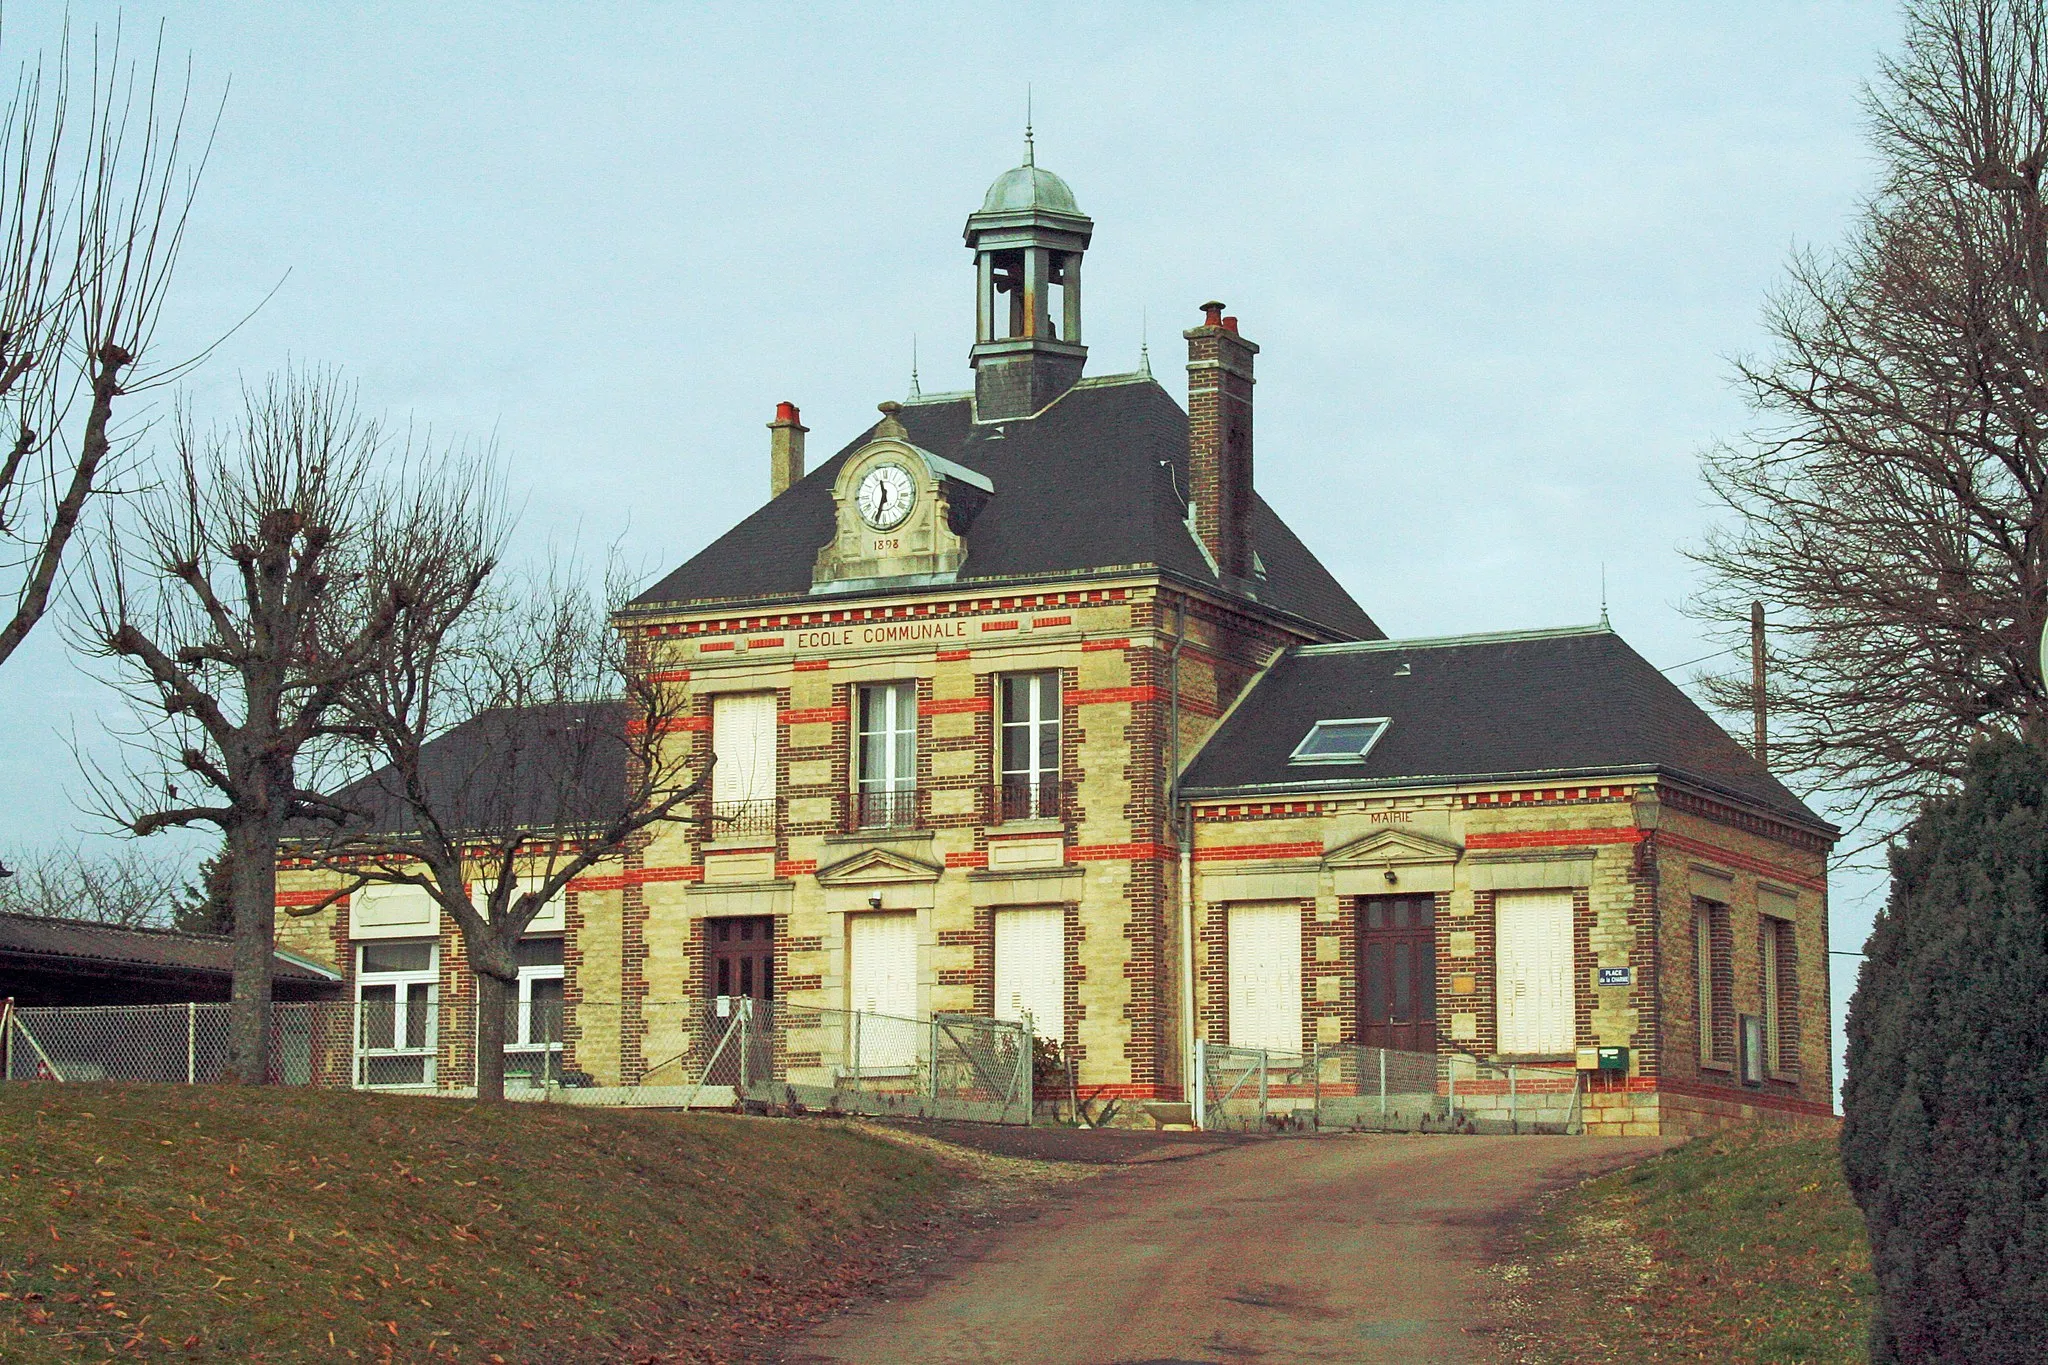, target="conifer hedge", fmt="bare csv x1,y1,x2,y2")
1842,736,2048,1363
